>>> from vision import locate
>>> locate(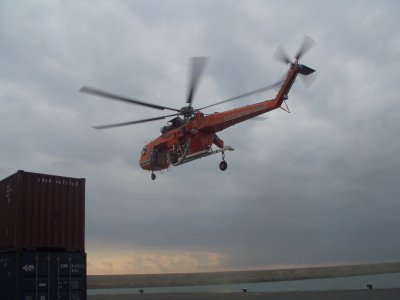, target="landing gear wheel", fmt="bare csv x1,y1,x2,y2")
151,173,156,180
219,160,228,171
